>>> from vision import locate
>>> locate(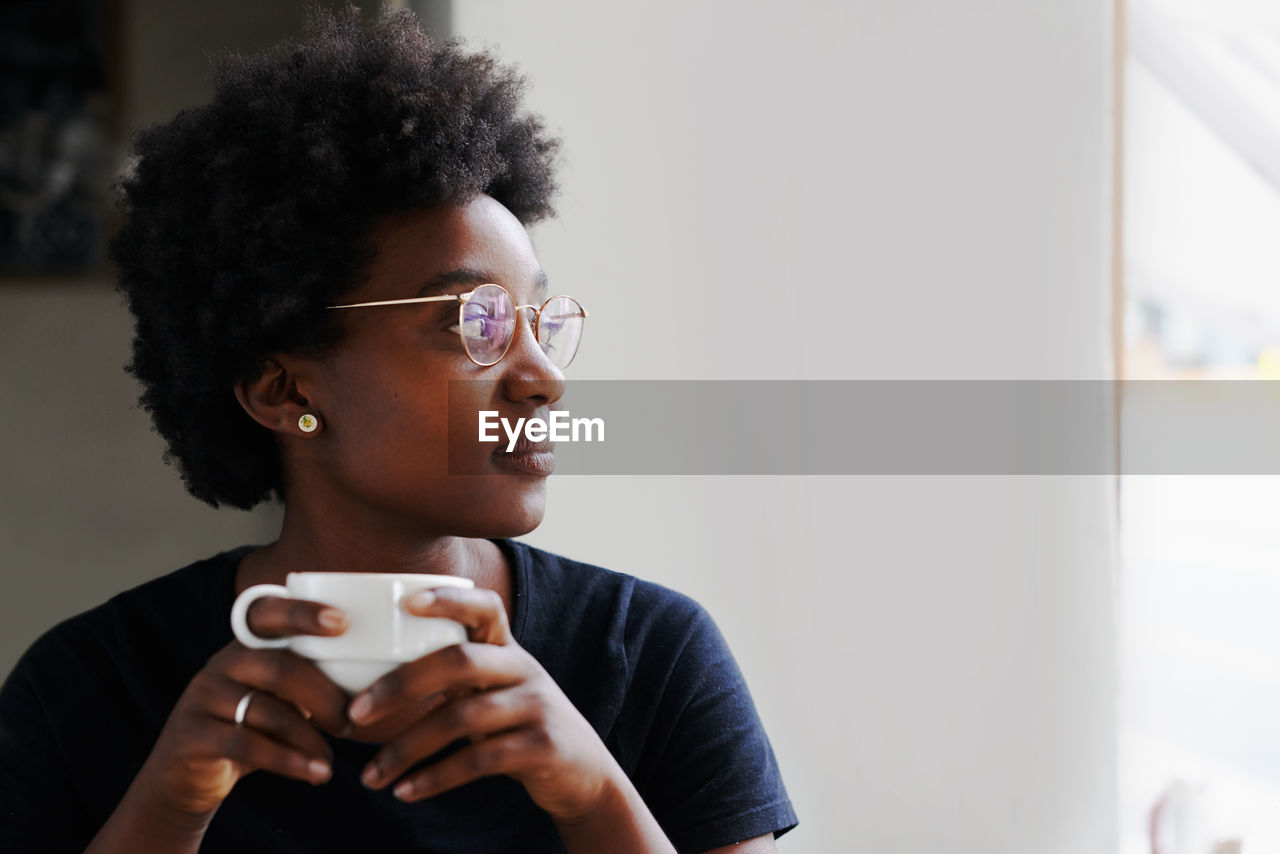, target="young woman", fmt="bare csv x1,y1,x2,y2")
0,10,795,853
